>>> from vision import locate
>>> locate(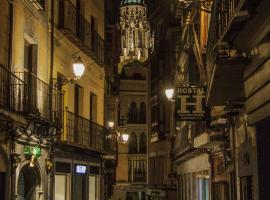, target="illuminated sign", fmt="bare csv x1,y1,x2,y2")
175,86,206,121
75,165,87,174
